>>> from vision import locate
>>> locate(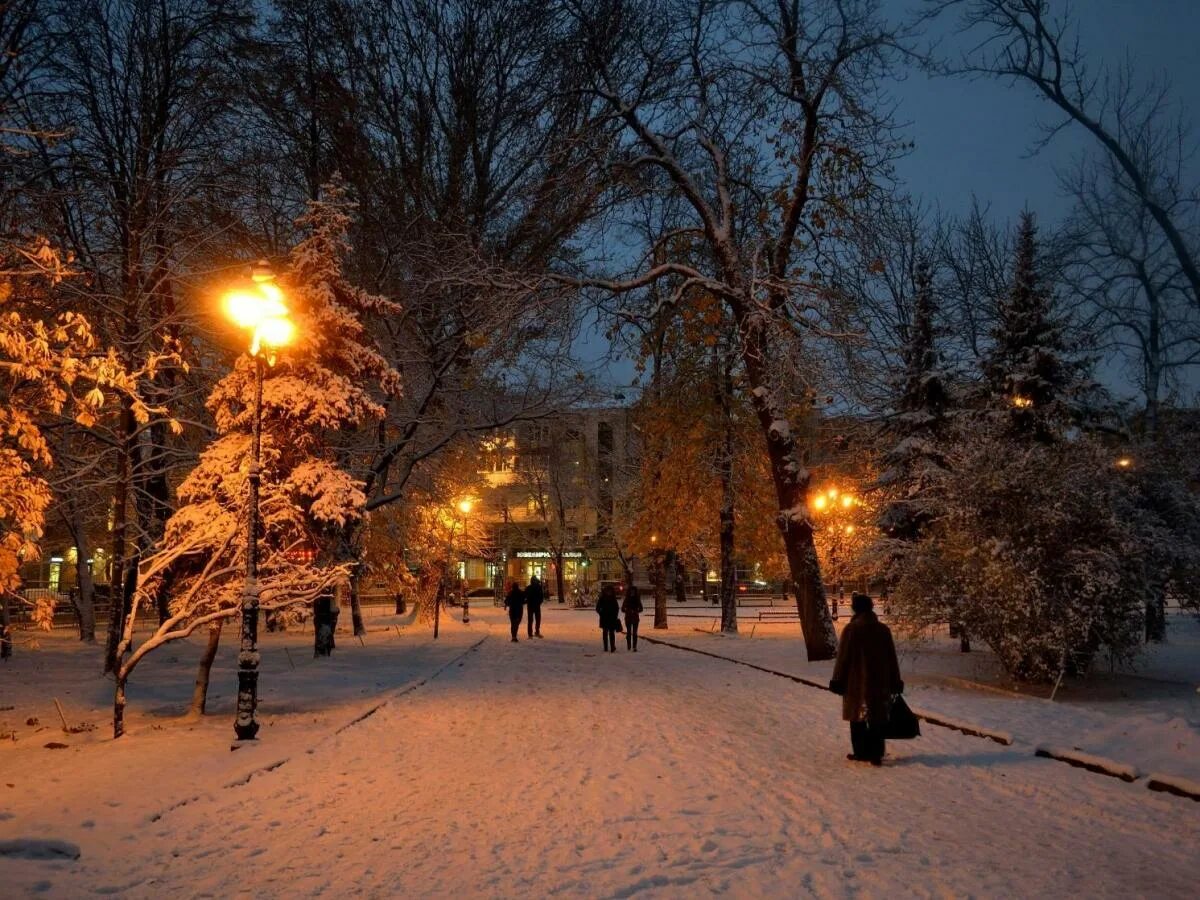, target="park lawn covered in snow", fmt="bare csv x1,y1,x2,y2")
1,605,1197,898
647,608,1200,786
